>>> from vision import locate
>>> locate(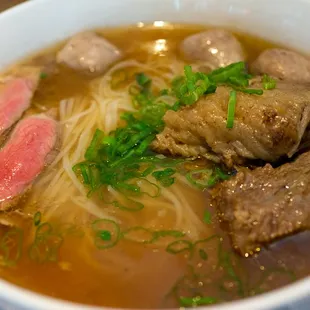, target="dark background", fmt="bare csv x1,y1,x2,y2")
0,0,26,12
